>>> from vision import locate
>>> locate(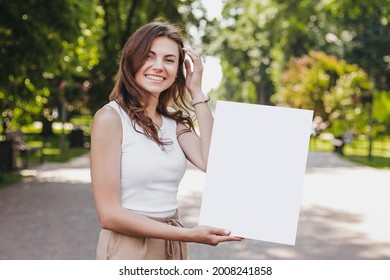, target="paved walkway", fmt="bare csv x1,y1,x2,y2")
0,151,389,259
